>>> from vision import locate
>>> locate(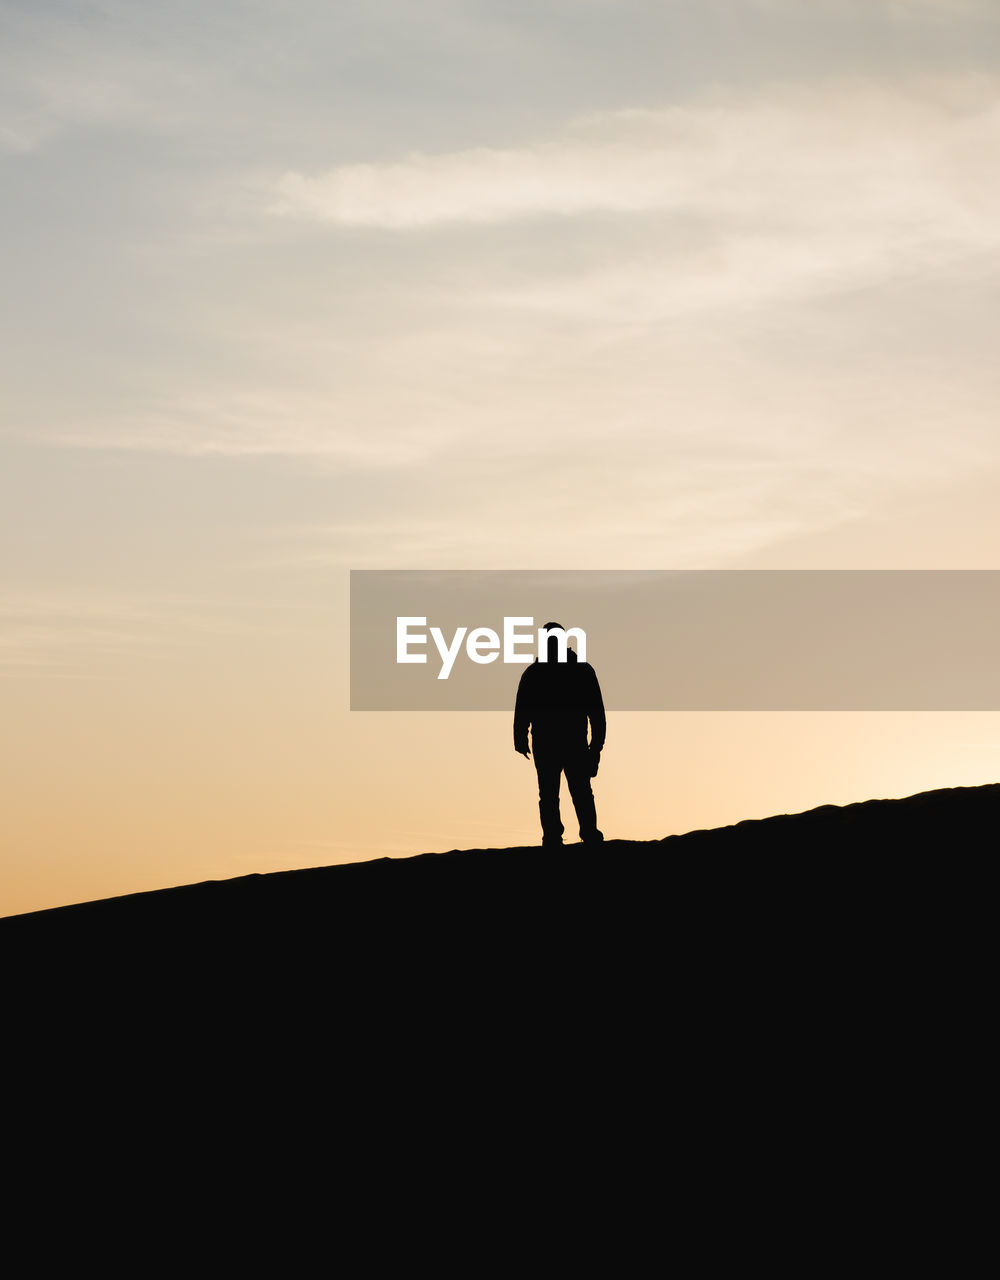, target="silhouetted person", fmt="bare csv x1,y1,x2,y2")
514,621,606,847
